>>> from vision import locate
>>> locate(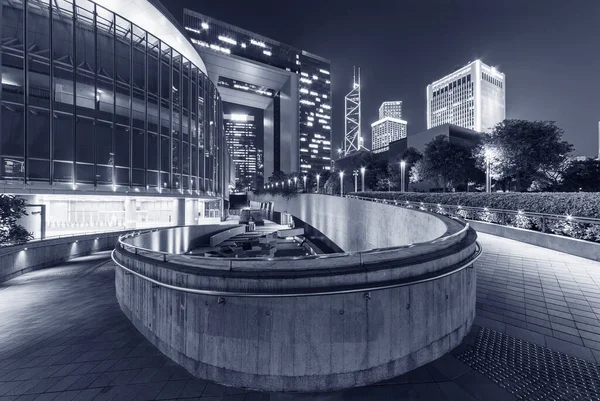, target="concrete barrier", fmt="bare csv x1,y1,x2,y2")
250,194,449,252
209,225,247,247
124,225,244,254
0,231,125,283
468,220,600,261
113,195,479,392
